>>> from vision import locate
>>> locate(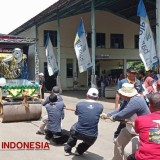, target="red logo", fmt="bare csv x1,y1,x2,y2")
1,142,50,150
